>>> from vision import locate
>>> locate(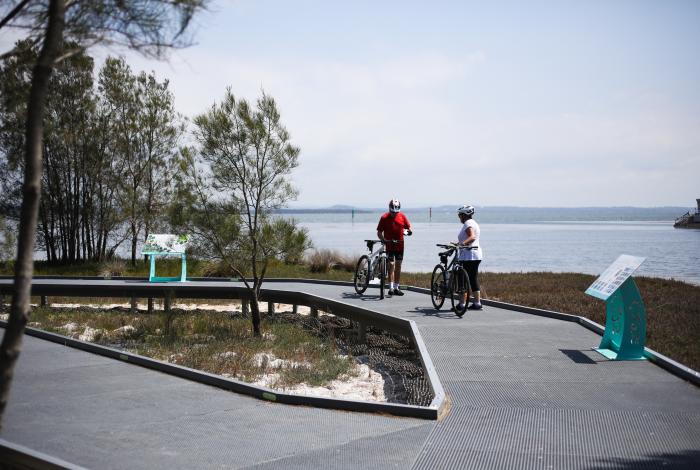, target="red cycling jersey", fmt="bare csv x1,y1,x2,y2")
377,212,411,251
